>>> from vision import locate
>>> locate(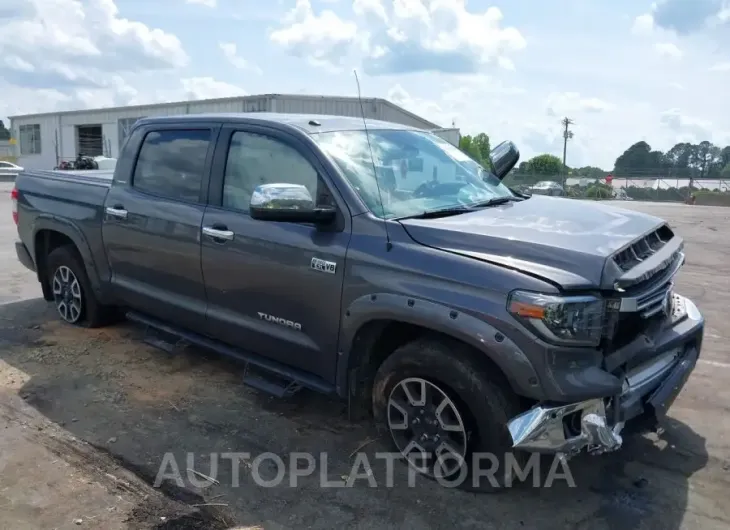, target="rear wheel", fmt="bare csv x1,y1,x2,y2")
372,337,525,491
46,245,115,328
